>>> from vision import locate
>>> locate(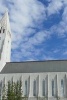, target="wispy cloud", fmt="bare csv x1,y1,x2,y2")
47,0,63,16
63,51,67,55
